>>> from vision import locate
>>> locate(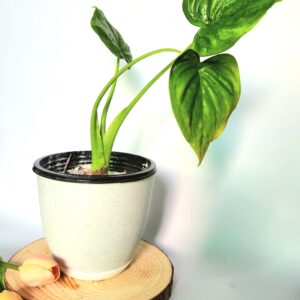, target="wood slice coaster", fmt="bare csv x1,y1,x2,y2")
5,239,173,300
